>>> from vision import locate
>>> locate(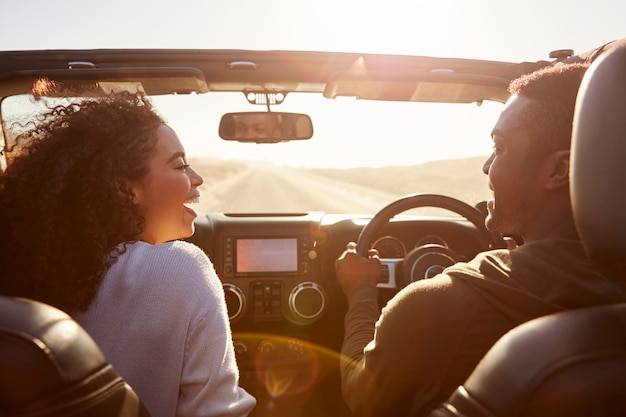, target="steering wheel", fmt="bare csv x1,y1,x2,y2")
357,193,505,289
